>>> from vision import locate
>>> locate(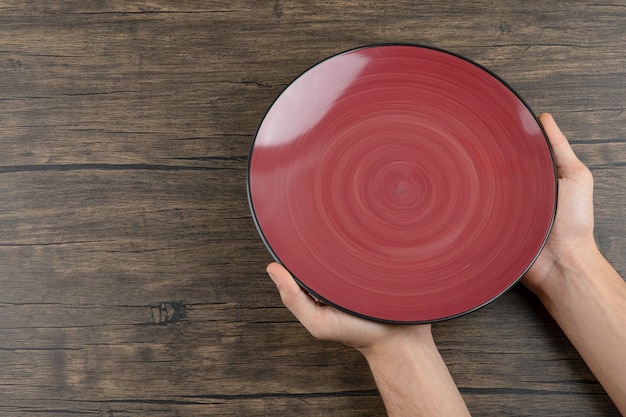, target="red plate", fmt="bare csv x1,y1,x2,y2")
248,45,556,323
